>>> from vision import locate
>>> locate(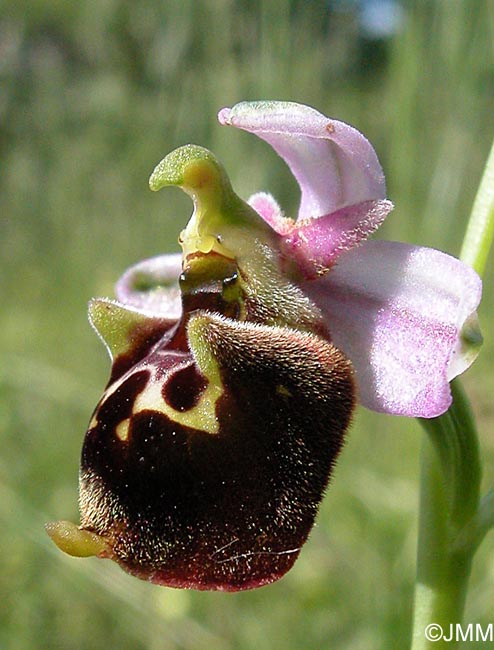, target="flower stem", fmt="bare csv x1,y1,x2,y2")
453,489,494,556
411,135,494,649
411,381,481,649
460,137,494,276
